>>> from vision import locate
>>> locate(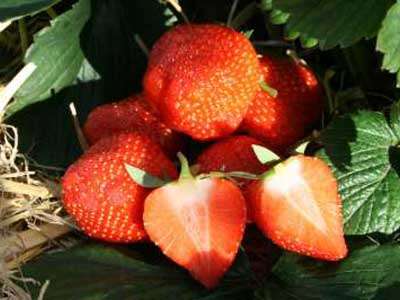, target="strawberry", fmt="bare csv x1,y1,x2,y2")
83,94,184,157
196,135,268,185
143,24,260,141
248,155,347,261
142,154,246,288
196,135,269,221
241,55,323,154
62,131,177,243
